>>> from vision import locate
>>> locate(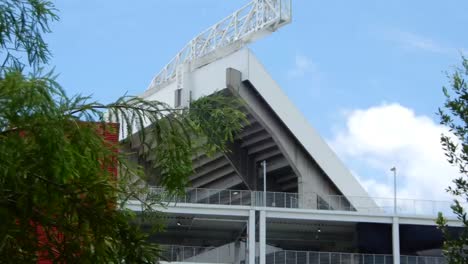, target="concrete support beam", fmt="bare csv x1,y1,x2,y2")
259,210,266,264
226,68,330,209
248,210,256,264
224,139,255,189
392,217,400,264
